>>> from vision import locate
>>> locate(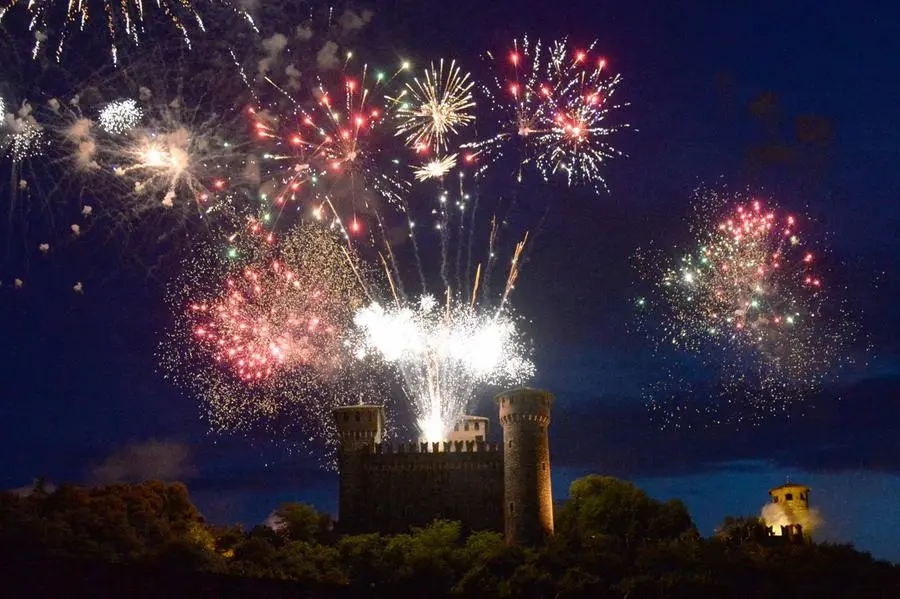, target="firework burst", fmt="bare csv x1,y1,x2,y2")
101,92,246,214
635,188,860,425
414,153,457,182
98,98,142,134
464,37,629,191
160,221,378,453
252,59,410,232
1,99,47,161
391,59,475,154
